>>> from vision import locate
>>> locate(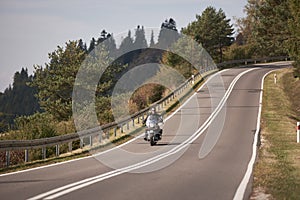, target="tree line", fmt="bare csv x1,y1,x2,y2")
228,0,299,76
